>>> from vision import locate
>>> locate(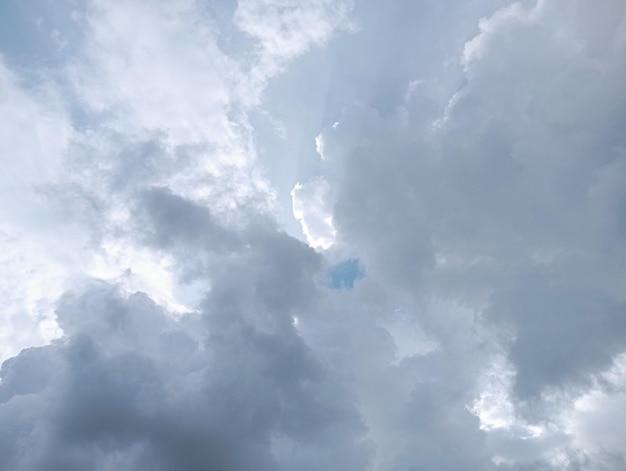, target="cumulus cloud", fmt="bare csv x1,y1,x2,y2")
1,0,626,470
291,177,336,249
294,0,626,467
0,237,367,471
